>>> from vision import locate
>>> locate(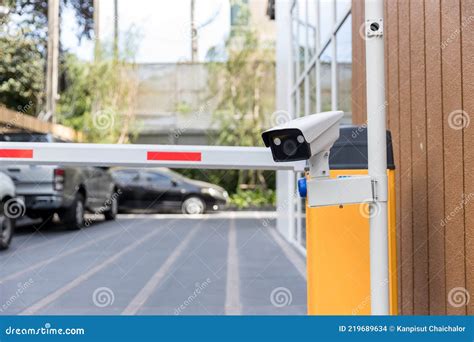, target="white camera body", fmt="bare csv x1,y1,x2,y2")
262,111,344,178
262,111,375,207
